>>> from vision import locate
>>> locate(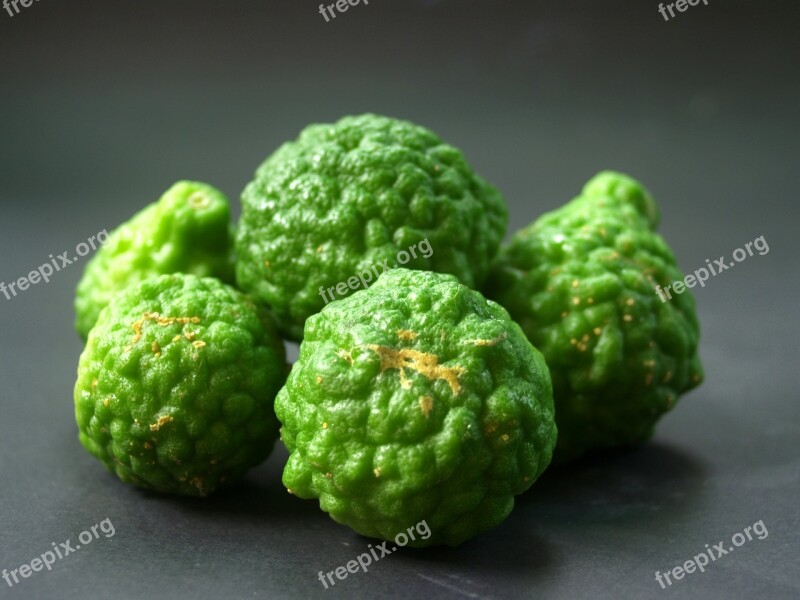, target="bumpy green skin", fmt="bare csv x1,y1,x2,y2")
487,171,703,461
236,114,508,341
74,274,286,497
276,269,556,547
75,181,236,339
